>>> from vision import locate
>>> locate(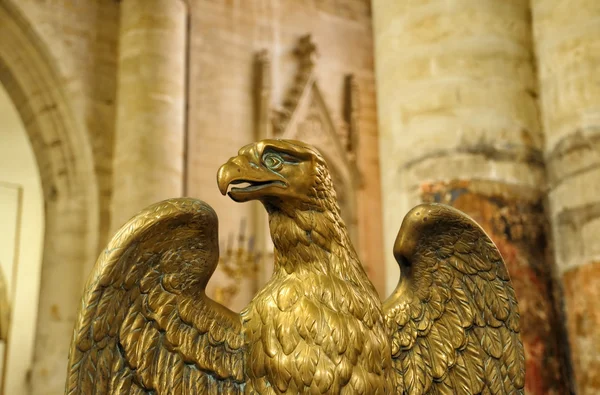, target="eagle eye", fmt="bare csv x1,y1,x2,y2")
262,152,284,171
